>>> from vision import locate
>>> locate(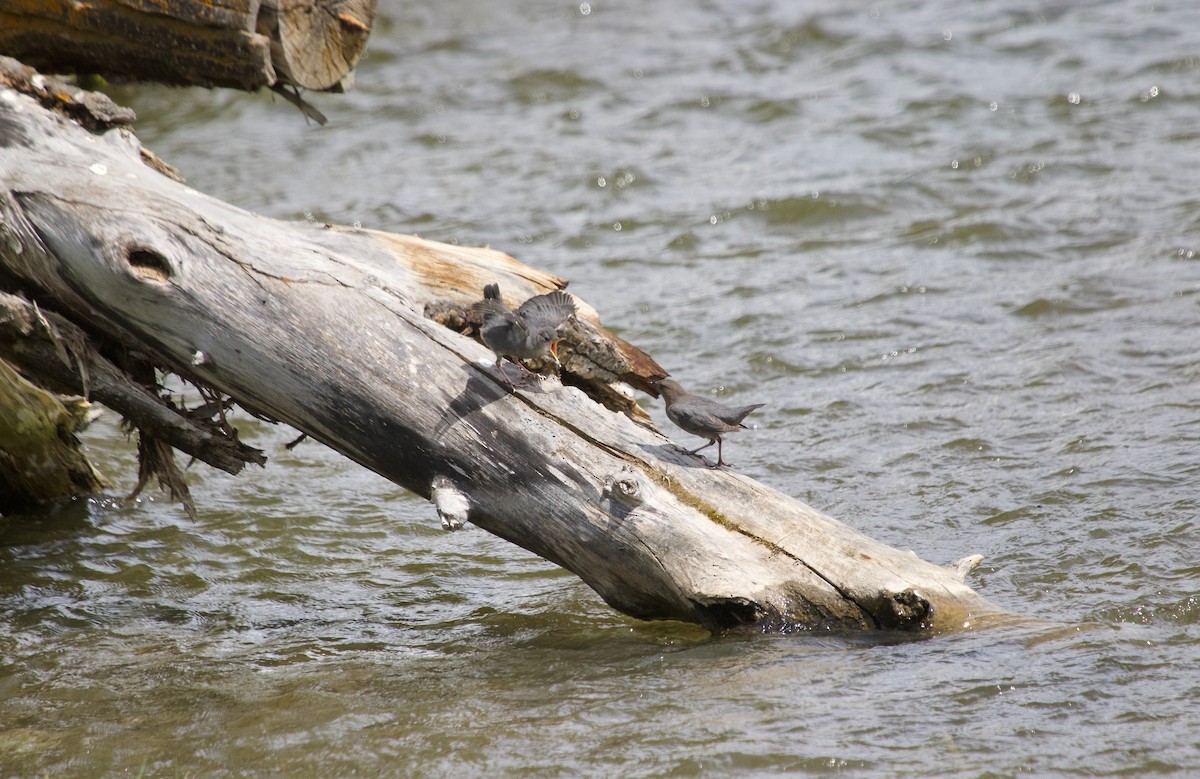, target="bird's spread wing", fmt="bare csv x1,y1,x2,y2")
517,290,576,331
471,298,525,336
